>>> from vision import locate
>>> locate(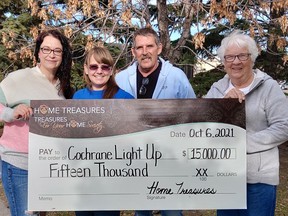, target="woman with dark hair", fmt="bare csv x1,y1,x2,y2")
34,29,74,99
0,29,73,216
